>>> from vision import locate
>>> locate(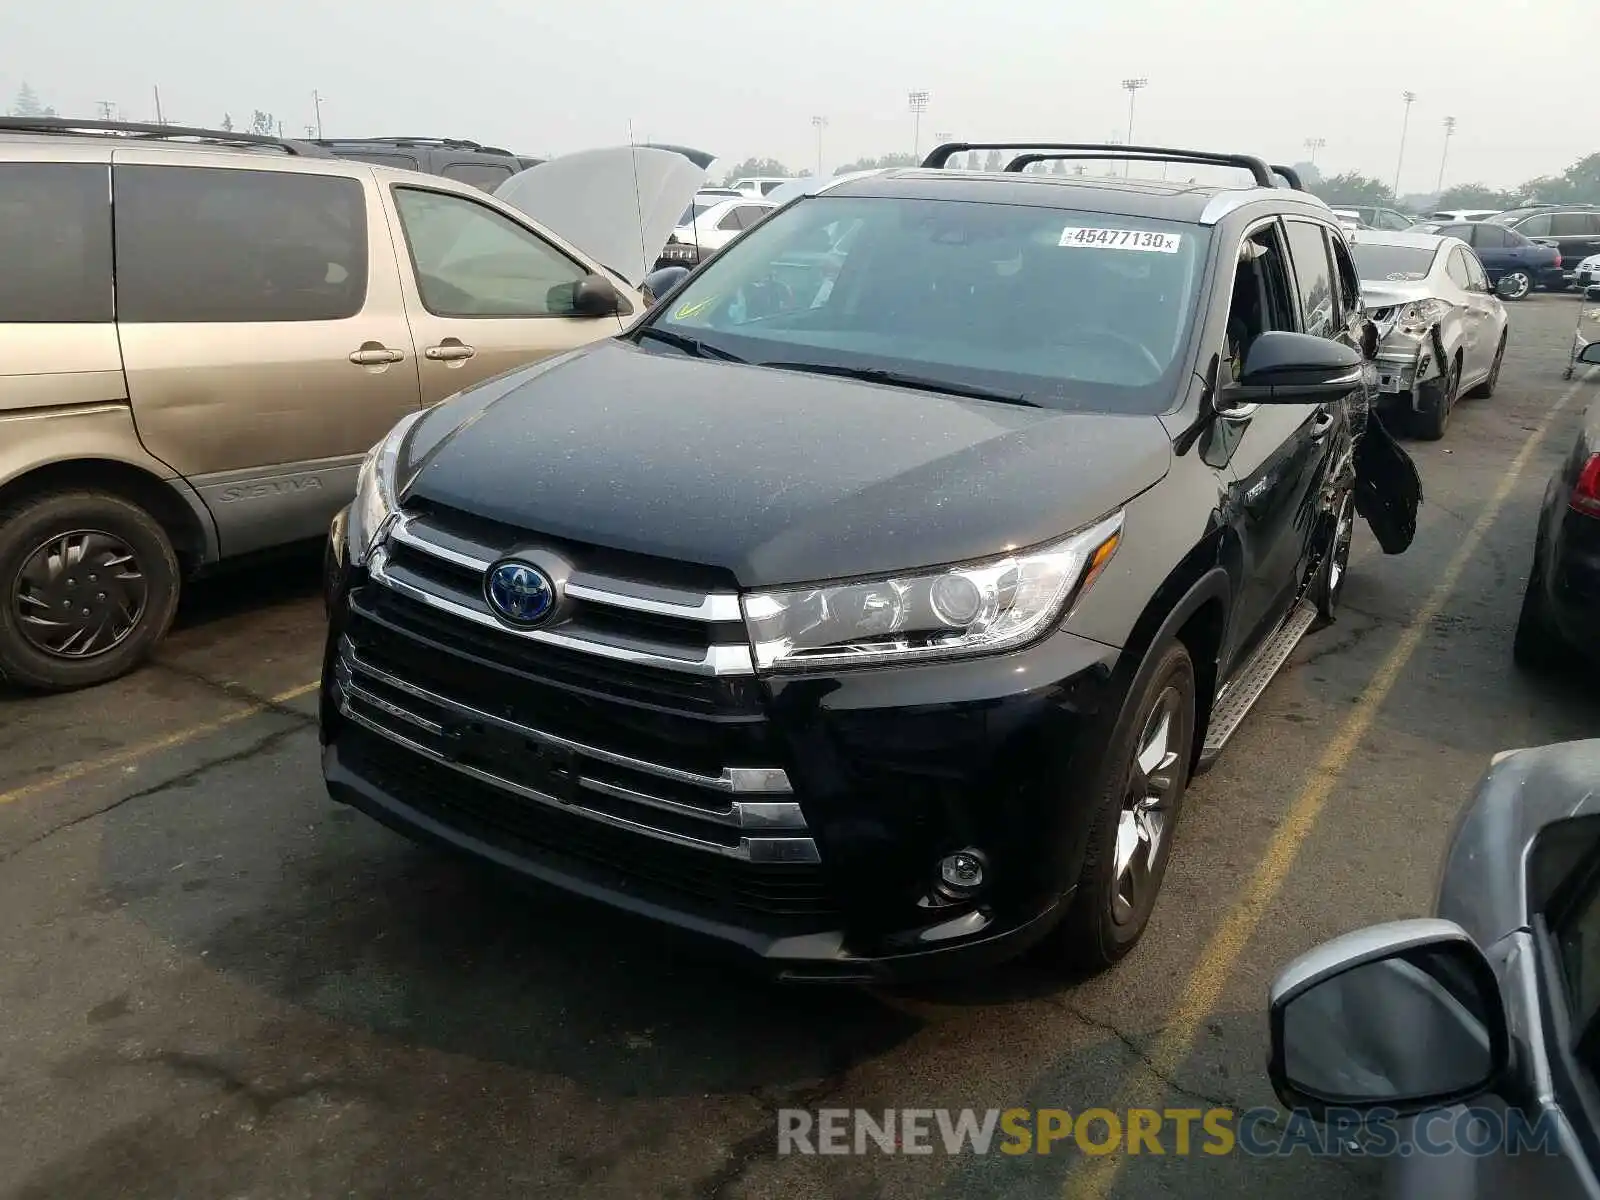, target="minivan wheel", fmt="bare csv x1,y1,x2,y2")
0,492,181,691
1047,640,1195,972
